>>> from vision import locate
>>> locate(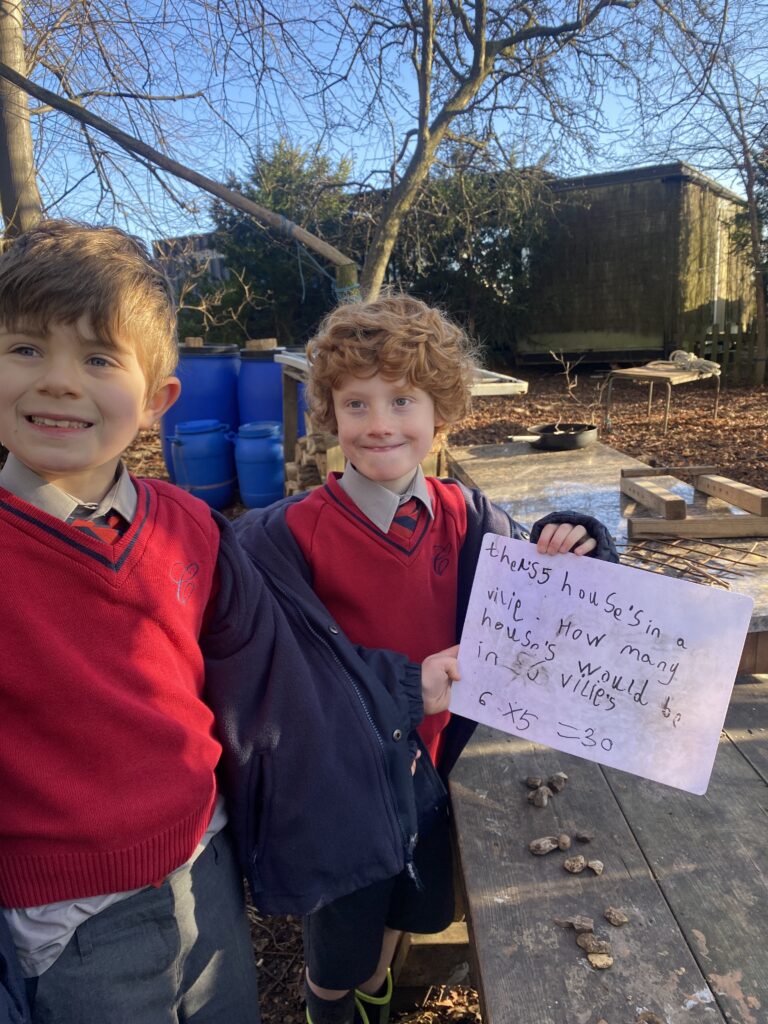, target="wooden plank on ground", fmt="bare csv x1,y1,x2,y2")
620,475,687,519
627,515,768,539
621,465,721,479
603,718,768,1024
392,922,471,988
449,727,723,1024
695,475,768,517
739,633,768,675
756,632,768,673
